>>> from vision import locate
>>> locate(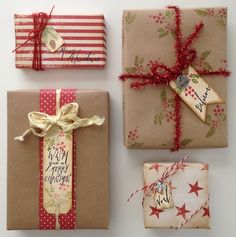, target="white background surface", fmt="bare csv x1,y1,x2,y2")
0,0,235,236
